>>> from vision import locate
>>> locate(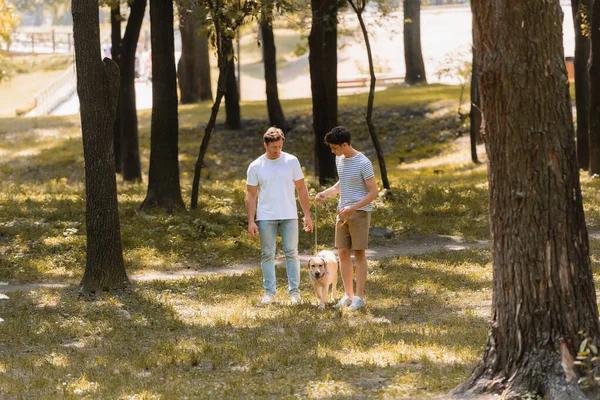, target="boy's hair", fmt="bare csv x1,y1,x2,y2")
324,126,351,145
263,127,285,144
